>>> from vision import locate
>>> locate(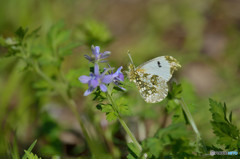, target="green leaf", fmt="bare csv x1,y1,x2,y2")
96,103,117,121
23,151,41,159
229,111,233,123
143,123,194,158
47,21,71,54
96,104,113,113
145,138,163,157
166,99,188,124
15,27,28,42
106,111,117,121
209,98,240,150
171,138,195,158
11,138,20,159
166,99,180,112
26,27,41,39
116,97,131,116
118,104,131,116
167,82,182,99
22,140,37,159
92,89,107,102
